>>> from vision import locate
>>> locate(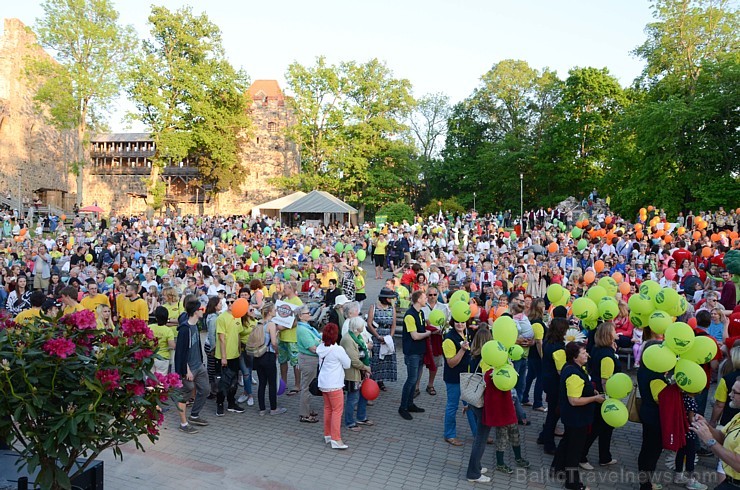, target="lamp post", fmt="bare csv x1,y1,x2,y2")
473,192,476,212
519,173,524,231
